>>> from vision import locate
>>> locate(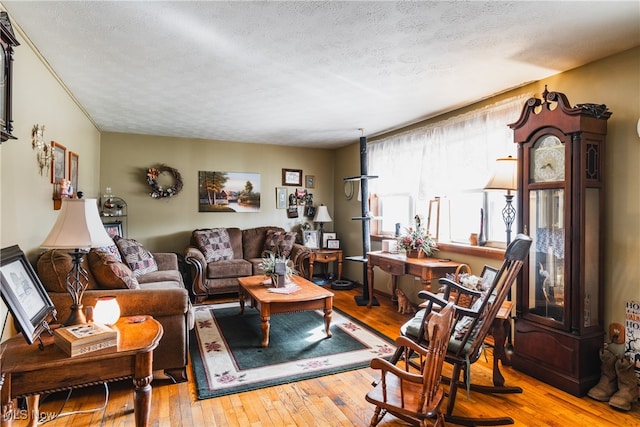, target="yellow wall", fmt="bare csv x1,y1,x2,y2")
0,18,101,339
335,47,640,331
100,133,335,253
